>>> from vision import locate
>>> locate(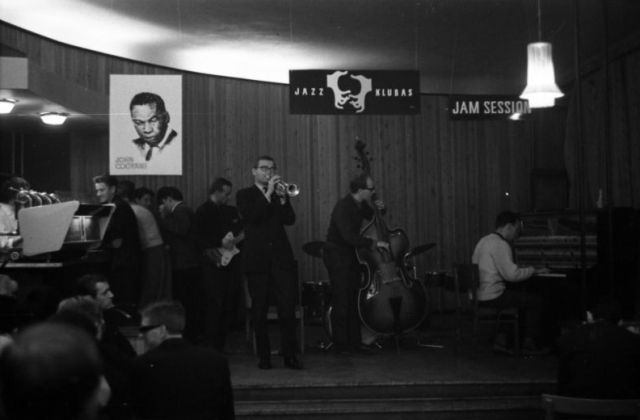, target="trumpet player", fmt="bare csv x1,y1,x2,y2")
236,155,303,371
